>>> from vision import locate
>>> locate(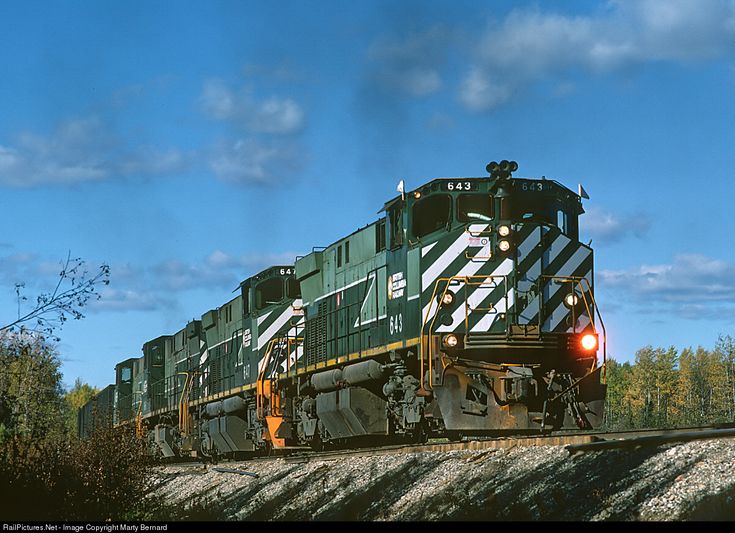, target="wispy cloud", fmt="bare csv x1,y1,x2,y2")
0,116,188,187
200,78,307,185
201,79,305,134
209,138,303,185
367,26,449,97
461,0,735,111
91,250,301,312
600,253,735,319
582,206,651,244
0,250,301,318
